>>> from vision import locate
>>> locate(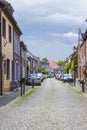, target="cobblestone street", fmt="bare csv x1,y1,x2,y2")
0,78,87,130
